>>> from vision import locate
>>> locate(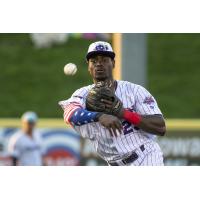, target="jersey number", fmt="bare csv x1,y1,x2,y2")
122,121,134,135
